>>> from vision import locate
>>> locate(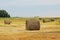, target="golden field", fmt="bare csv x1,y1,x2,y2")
0,17,60,40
